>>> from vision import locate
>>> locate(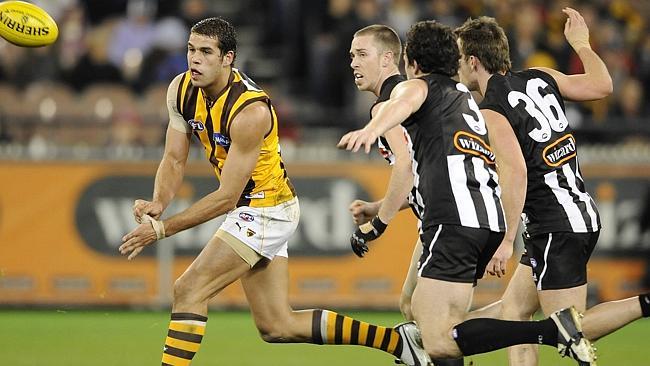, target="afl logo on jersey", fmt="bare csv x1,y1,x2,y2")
187,119,205,131
239,212,255,222
213,133,231,147
543,134,576,167
453,131,496,165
